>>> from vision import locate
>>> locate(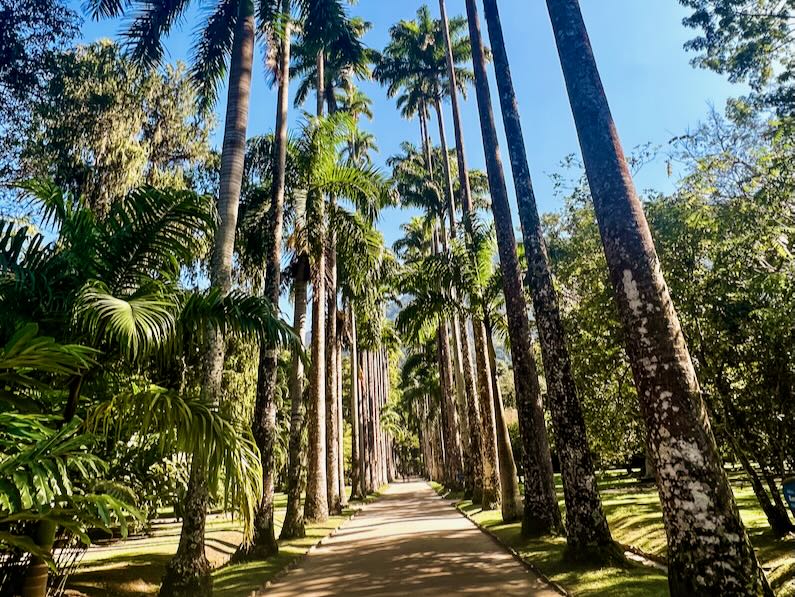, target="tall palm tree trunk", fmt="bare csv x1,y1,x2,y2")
349,306,363,499
366,351,377,491
463,0,561,537
546,0,771,591
438,0,495,508
461,318,485,504
304,49,329,524
337,330,347,506
161,7,255,595
326,200,342,515
472,317,502,510
481,0,615,560
433,97,476,498
434,226,464,490
281,259,310,540
243,2,293,559
484,315,522,521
